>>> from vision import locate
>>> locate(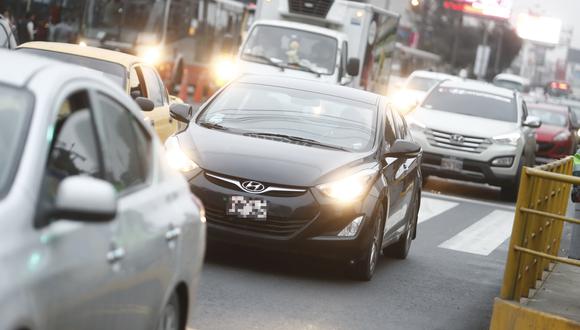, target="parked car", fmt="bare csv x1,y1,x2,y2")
526,102,579,163
391,70,459,113
408,80,540,200
16,42,179,141
0,50,205,330
165,75,422,281
0,15,16,49
492,73,530,93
